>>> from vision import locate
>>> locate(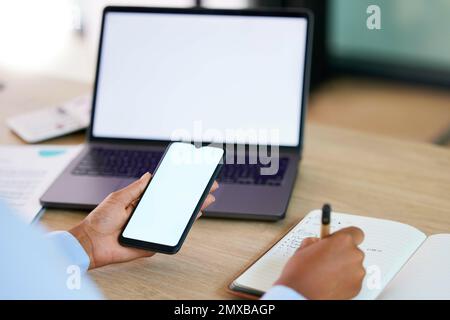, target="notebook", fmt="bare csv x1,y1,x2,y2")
229,210,450,300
